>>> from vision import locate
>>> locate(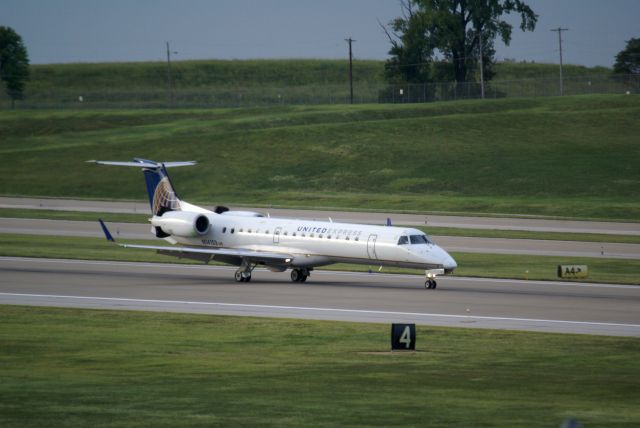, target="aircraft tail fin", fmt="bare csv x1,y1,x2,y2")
89,158,196,216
